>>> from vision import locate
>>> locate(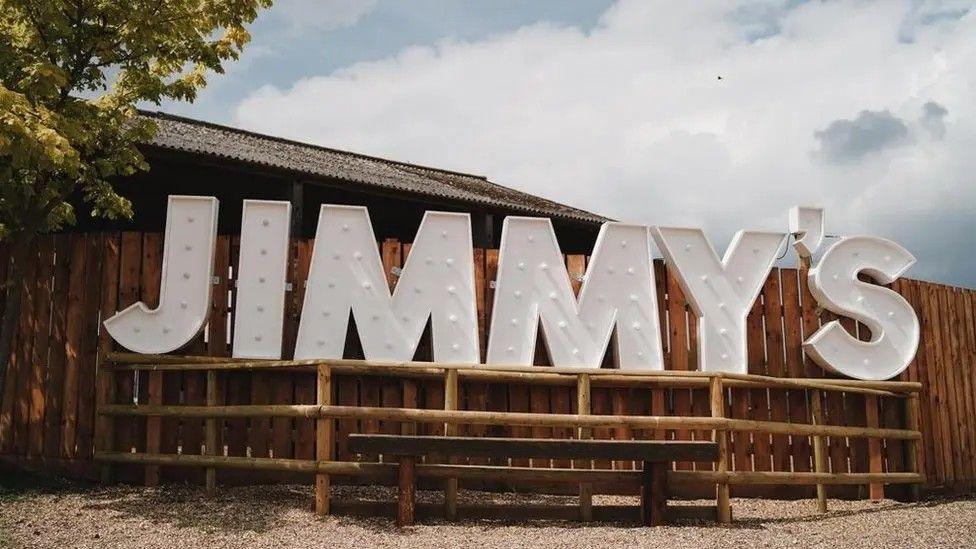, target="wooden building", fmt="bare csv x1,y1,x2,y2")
73,111,606,251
